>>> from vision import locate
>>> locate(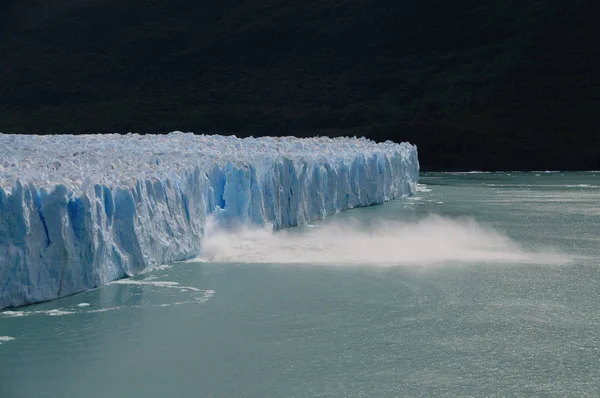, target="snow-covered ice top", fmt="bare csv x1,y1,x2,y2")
0,132,416,192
